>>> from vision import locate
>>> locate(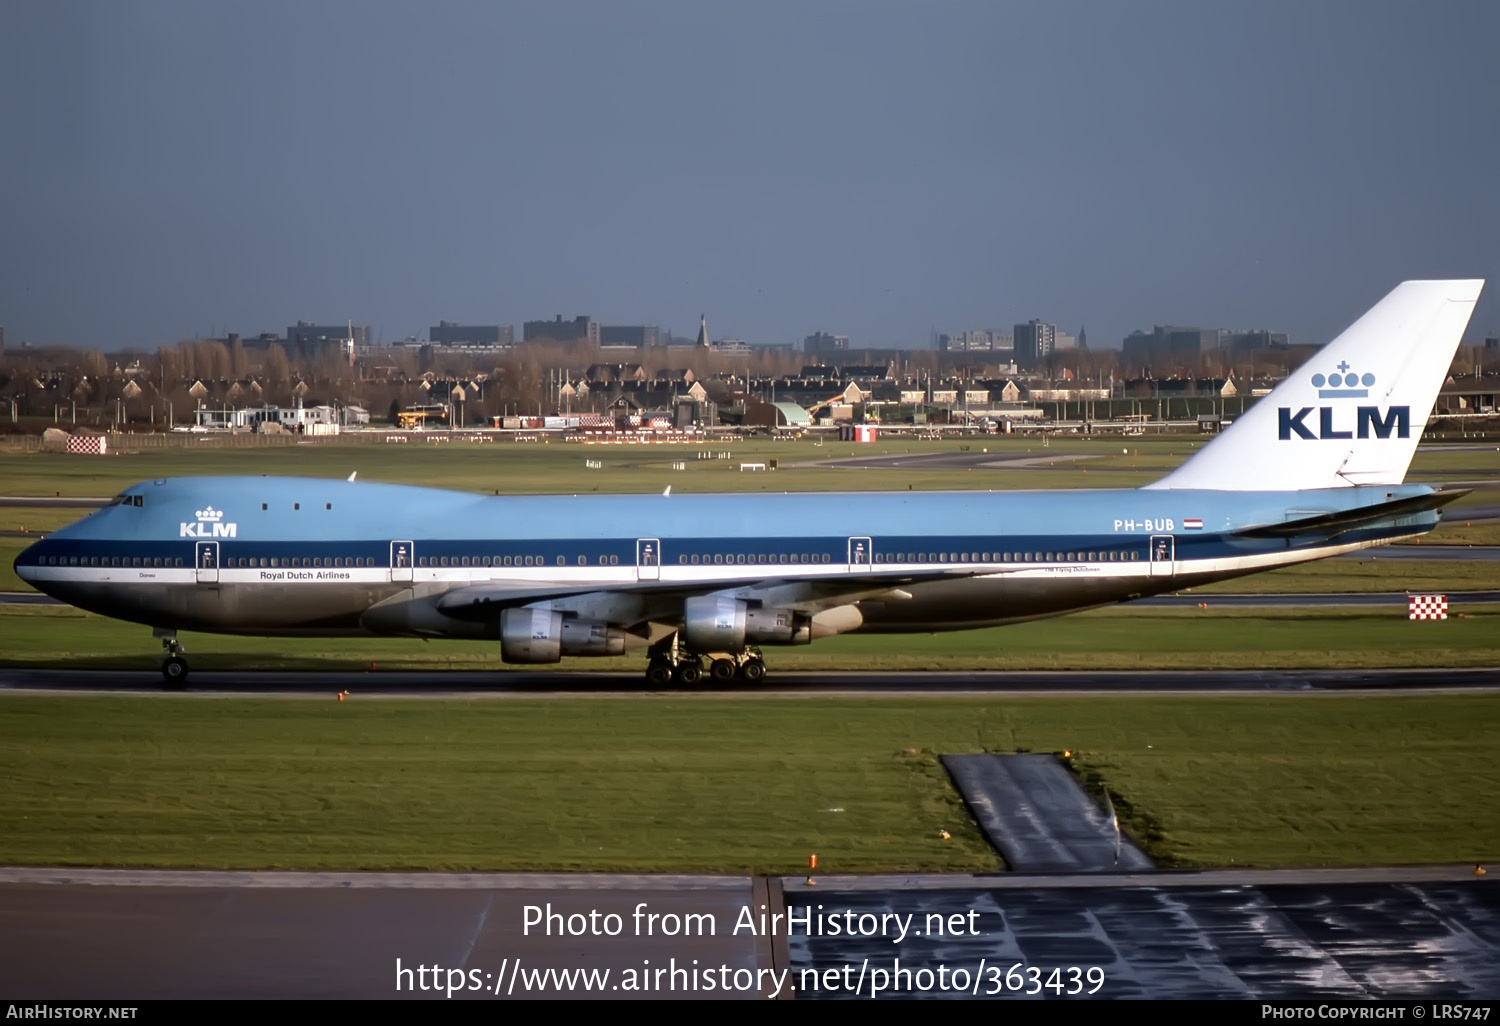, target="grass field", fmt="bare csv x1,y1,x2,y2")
0,432,1491,497
1,436,1496,875
1,693,1494,872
